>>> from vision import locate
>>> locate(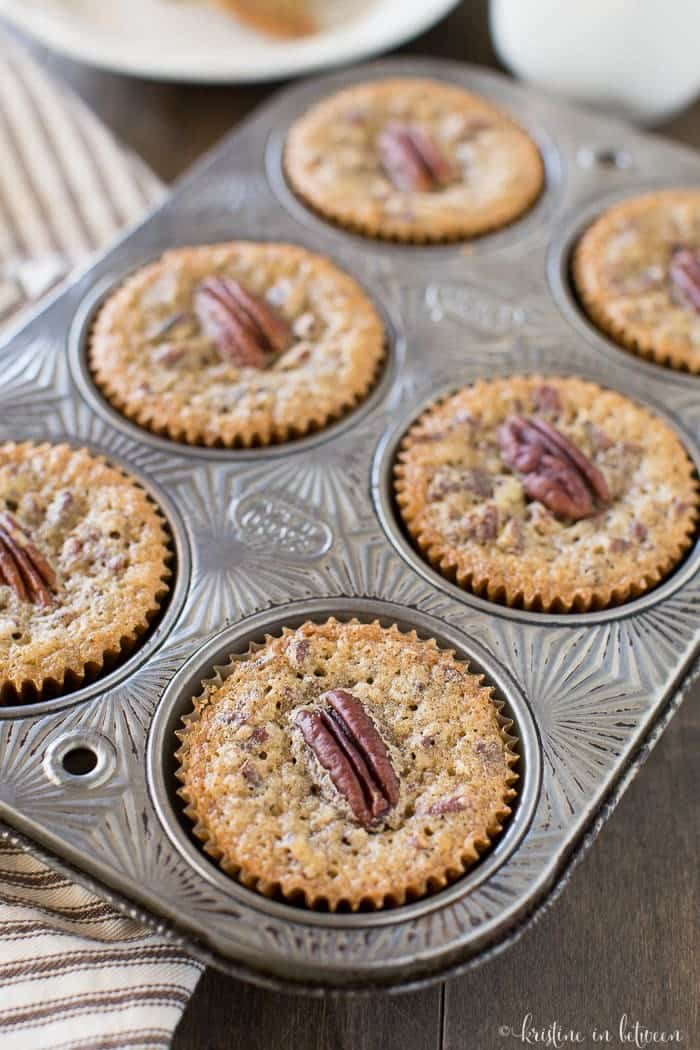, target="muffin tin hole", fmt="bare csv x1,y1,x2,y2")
372,382,700,626
44,731,116,788
577,146,634,171
146,597,540,929
68,261,399,463
62,747,98,776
